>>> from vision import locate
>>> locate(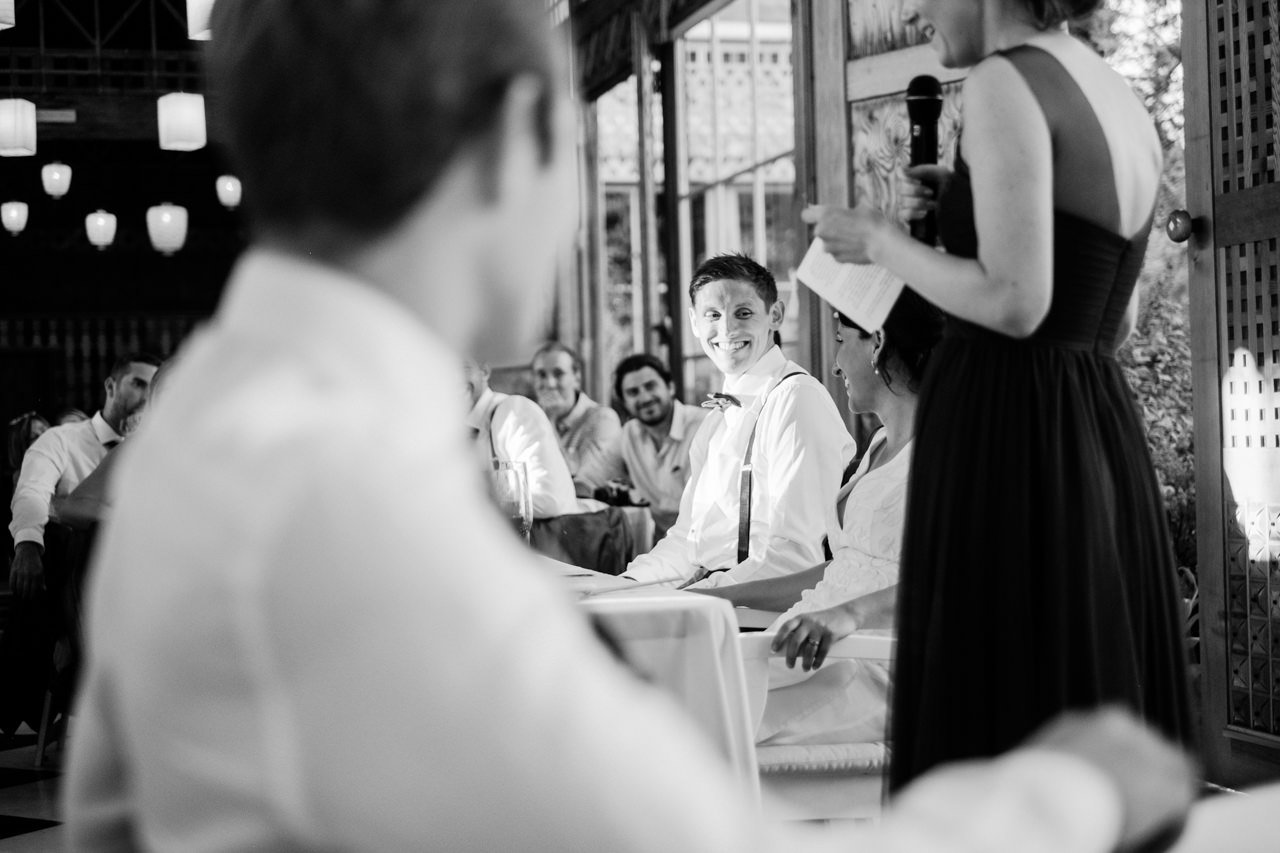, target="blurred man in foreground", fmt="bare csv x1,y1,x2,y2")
63,1,1195,851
